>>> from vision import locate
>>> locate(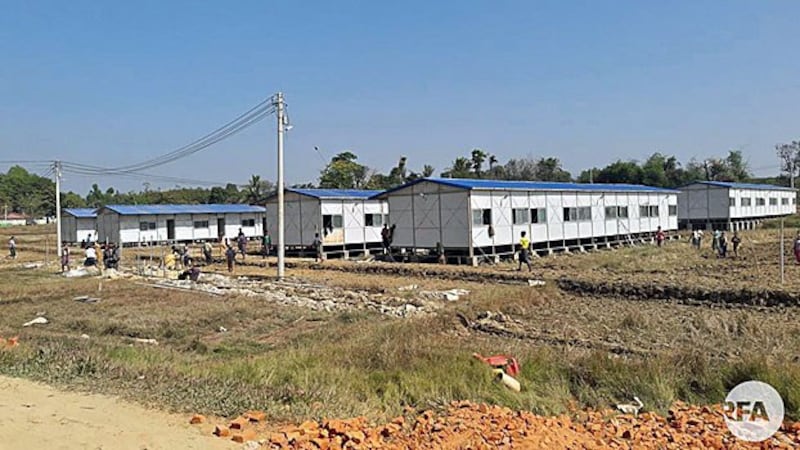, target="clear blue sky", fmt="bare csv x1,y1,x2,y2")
1,1,799,194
